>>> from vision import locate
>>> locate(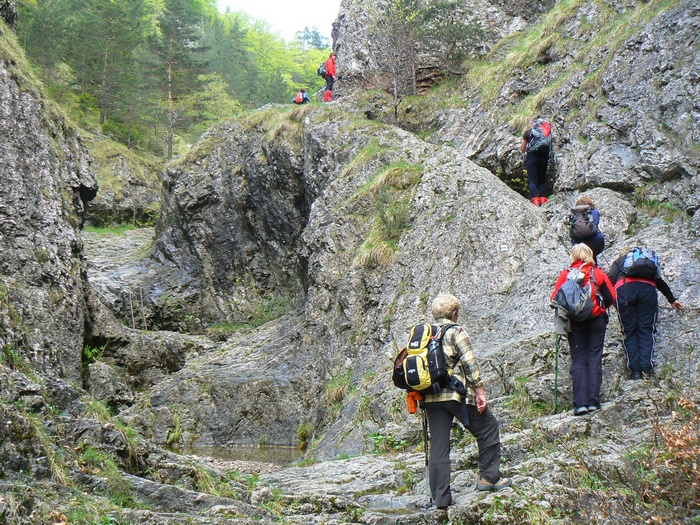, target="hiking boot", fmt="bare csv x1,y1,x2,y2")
574,406,588,416
630,371,642,380
493,477,513,491
476,475,512,492
531,198,540,206
476,475,495,491
540,196,548,205
587,404,600,413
